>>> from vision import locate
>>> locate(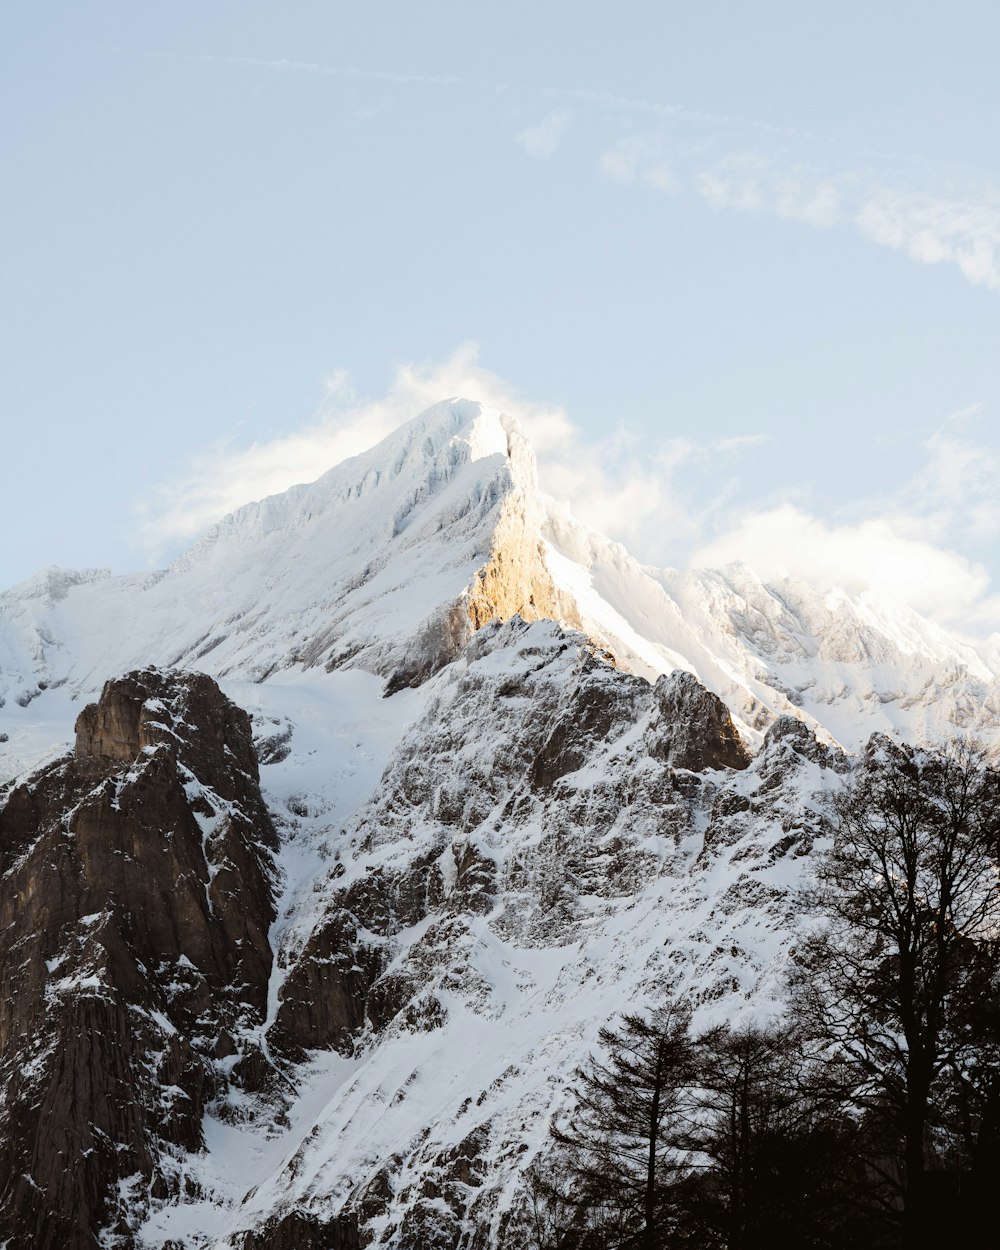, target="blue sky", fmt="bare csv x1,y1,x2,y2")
4,2,1000,634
